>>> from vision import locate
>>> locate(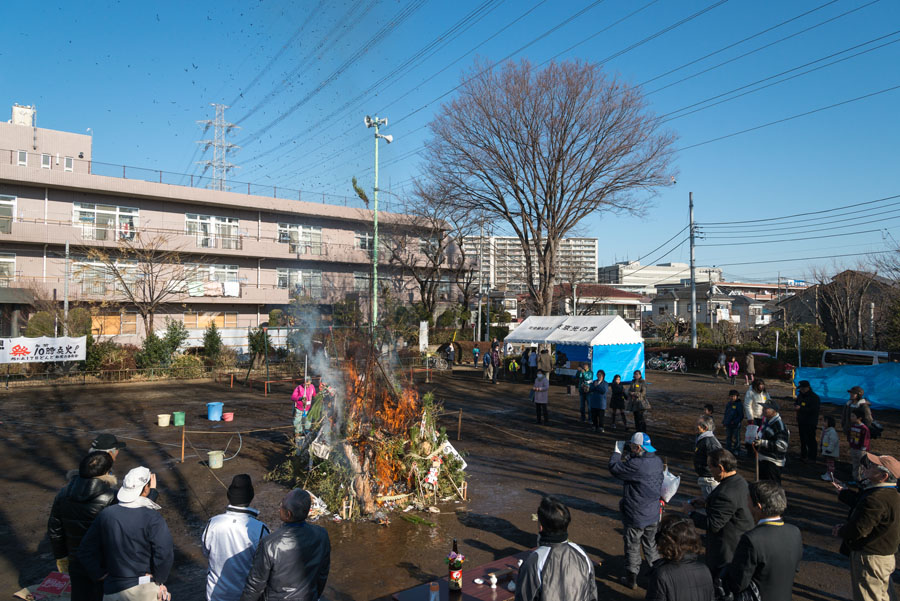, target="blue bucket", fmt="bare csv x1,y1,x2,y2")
206,402,224,421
